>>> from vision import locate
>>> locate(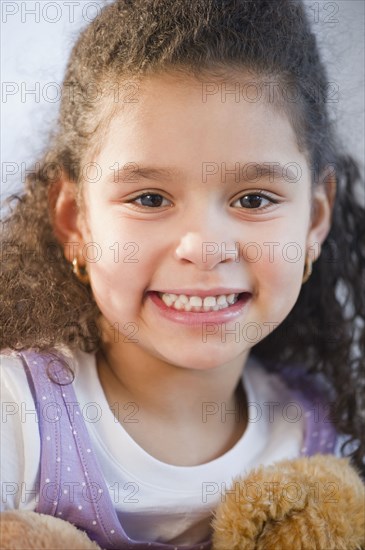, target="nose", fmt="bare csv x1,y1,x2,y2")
175,231,239,270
